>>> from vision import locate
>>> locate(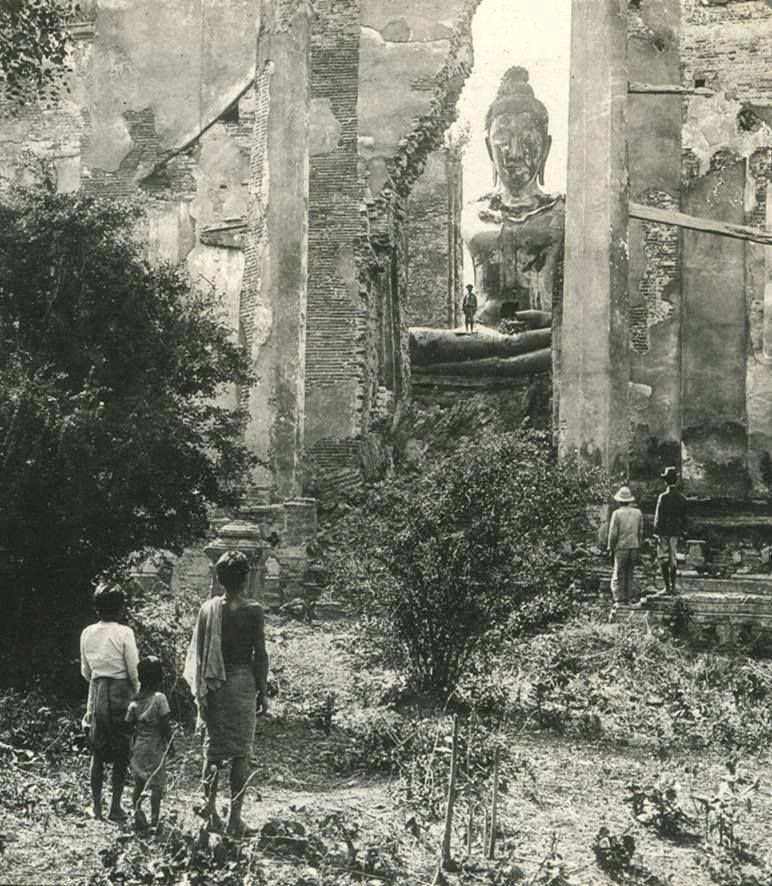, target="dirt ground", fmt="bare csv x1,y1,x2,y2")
2,619,771,885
